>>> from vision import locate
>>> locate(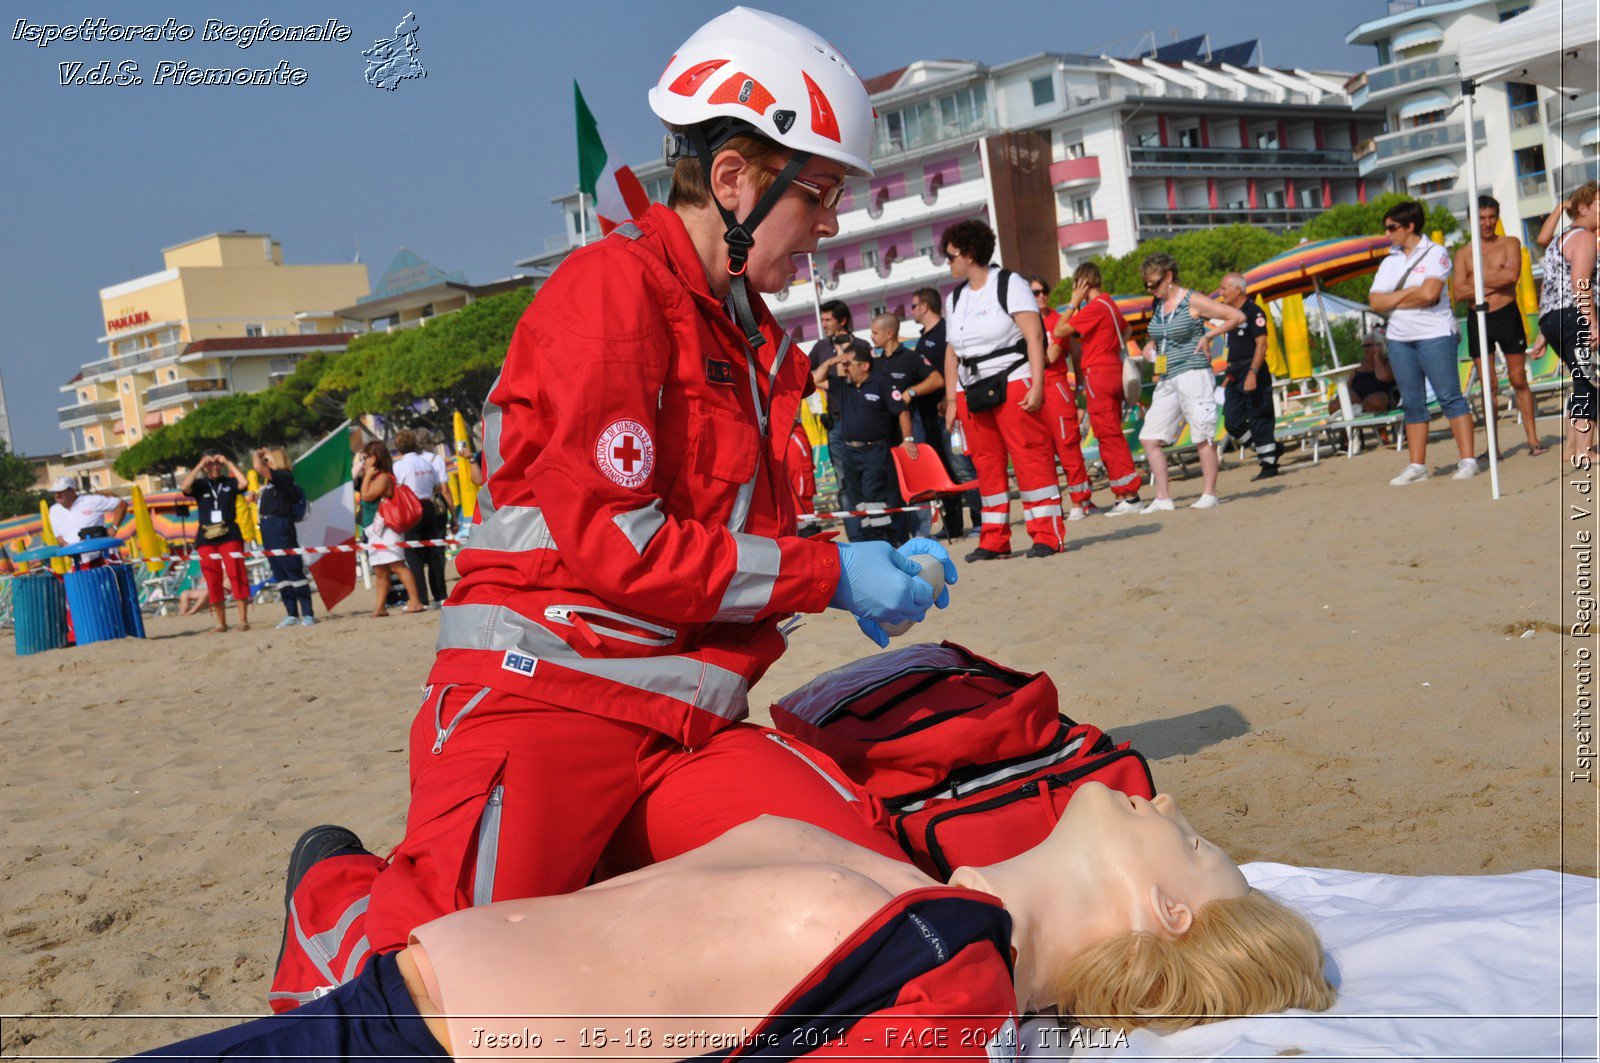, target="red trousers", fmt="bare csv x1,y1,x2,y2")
1083,362,1143,499
196,541,250,603
961,380,1064,555
270,686,903,1011
1041,374,1093,506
